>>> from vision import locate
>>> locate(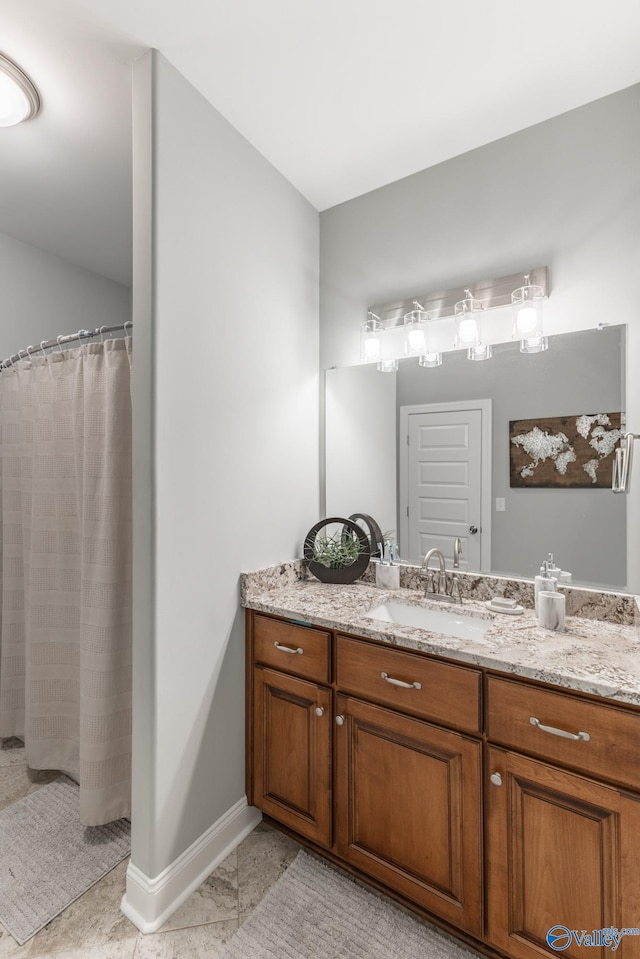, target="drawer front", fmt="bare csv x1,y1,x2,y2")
253,614,331,684
487,676,640,791
336,635,482,733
